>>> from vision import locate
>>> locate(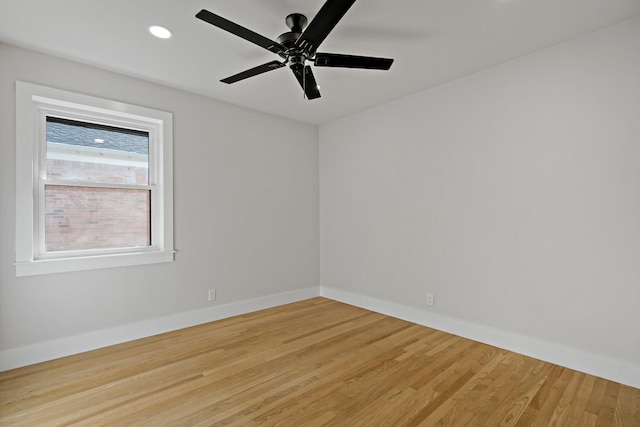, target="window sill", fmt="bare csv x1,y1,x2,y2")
15,250,175,277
